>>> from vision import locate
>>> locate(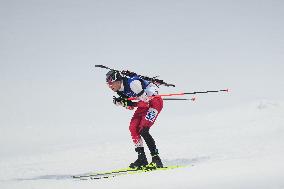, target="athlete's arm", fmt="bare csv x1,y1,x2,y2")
130,80,150,102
